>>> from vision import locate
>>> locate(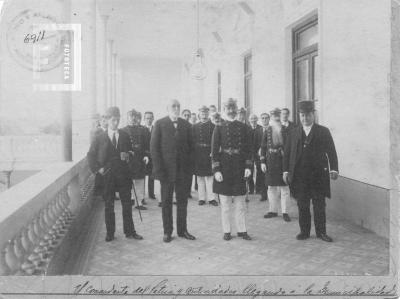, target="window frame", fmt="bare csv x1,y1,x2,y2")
243,51,252,116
